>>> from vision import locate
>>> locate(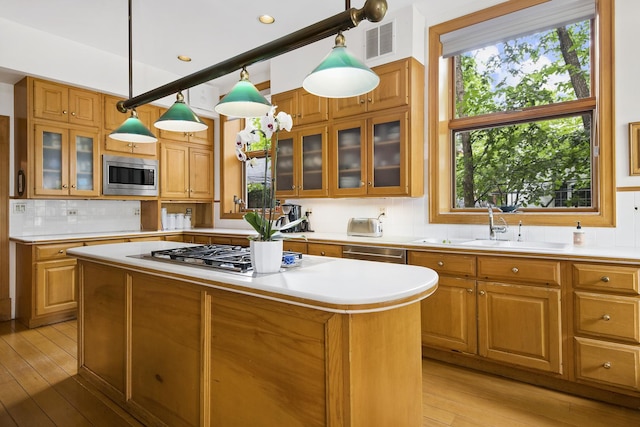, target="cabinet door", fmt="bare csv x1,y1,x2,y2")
160,143,189,198
187,117,214,146
421,276,477,353
477,281,562,373
189,147,214,199
272,90,298,124
330,94,367,119
69,128,100,196
331,119,367,197
35,258,77,316
367,112,408,196
368,59,409,112
68,88,101,127
275,134,297,197
104,96,158,156
299,126,328,197
298,91,328,125
33,80,69,122
34,124,70,196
